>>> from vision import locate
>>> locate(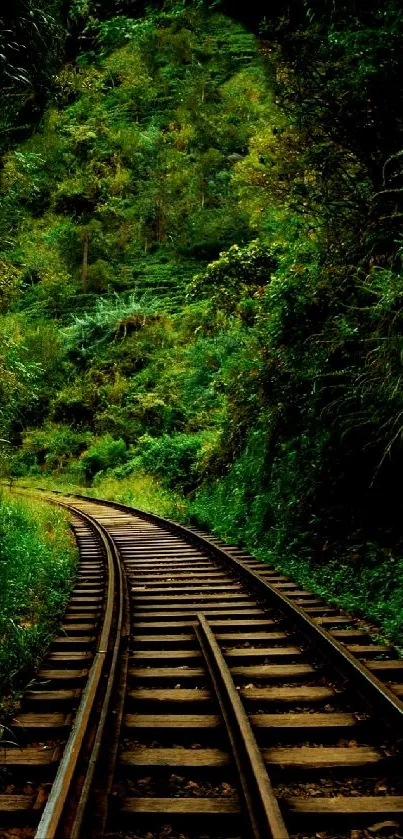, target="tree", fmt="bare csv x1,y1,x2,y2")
0,1,65,152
